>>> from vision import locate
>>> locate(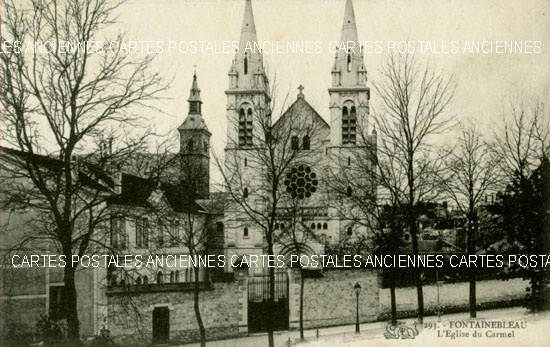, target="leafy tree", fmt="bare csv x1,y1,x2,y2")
492,157,550,311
